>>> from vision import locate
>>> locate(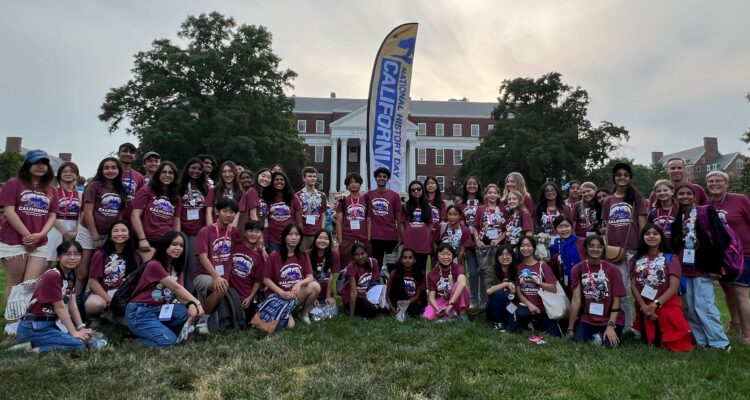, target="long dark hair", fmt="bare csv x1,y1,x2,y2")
214,161,242,207
147,161,180,203
404,180,432,224
254,168,271,193
280,223,302,262
309,229,333,273
462,176,484,203
92,157,127,205
152,231,187,276
612,165,641,205
179,158,207,198
516,235,538,262
100,220,139,276
594,188,610,222
391,247,424,300
424,176,443,208
634,224,673,260
263,171,294,205
351,242,372,272
18,159,54,190
493,244,517,282
536,181,564,219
